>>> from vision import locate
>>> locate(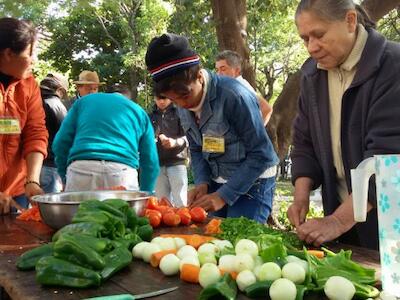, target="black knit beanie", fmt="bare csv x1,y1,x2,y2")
145,33,200,82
